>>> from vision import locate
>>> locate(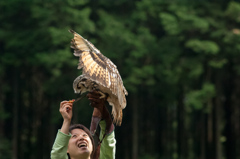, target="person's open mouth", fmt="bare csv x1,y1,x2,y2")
77,141,87,148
